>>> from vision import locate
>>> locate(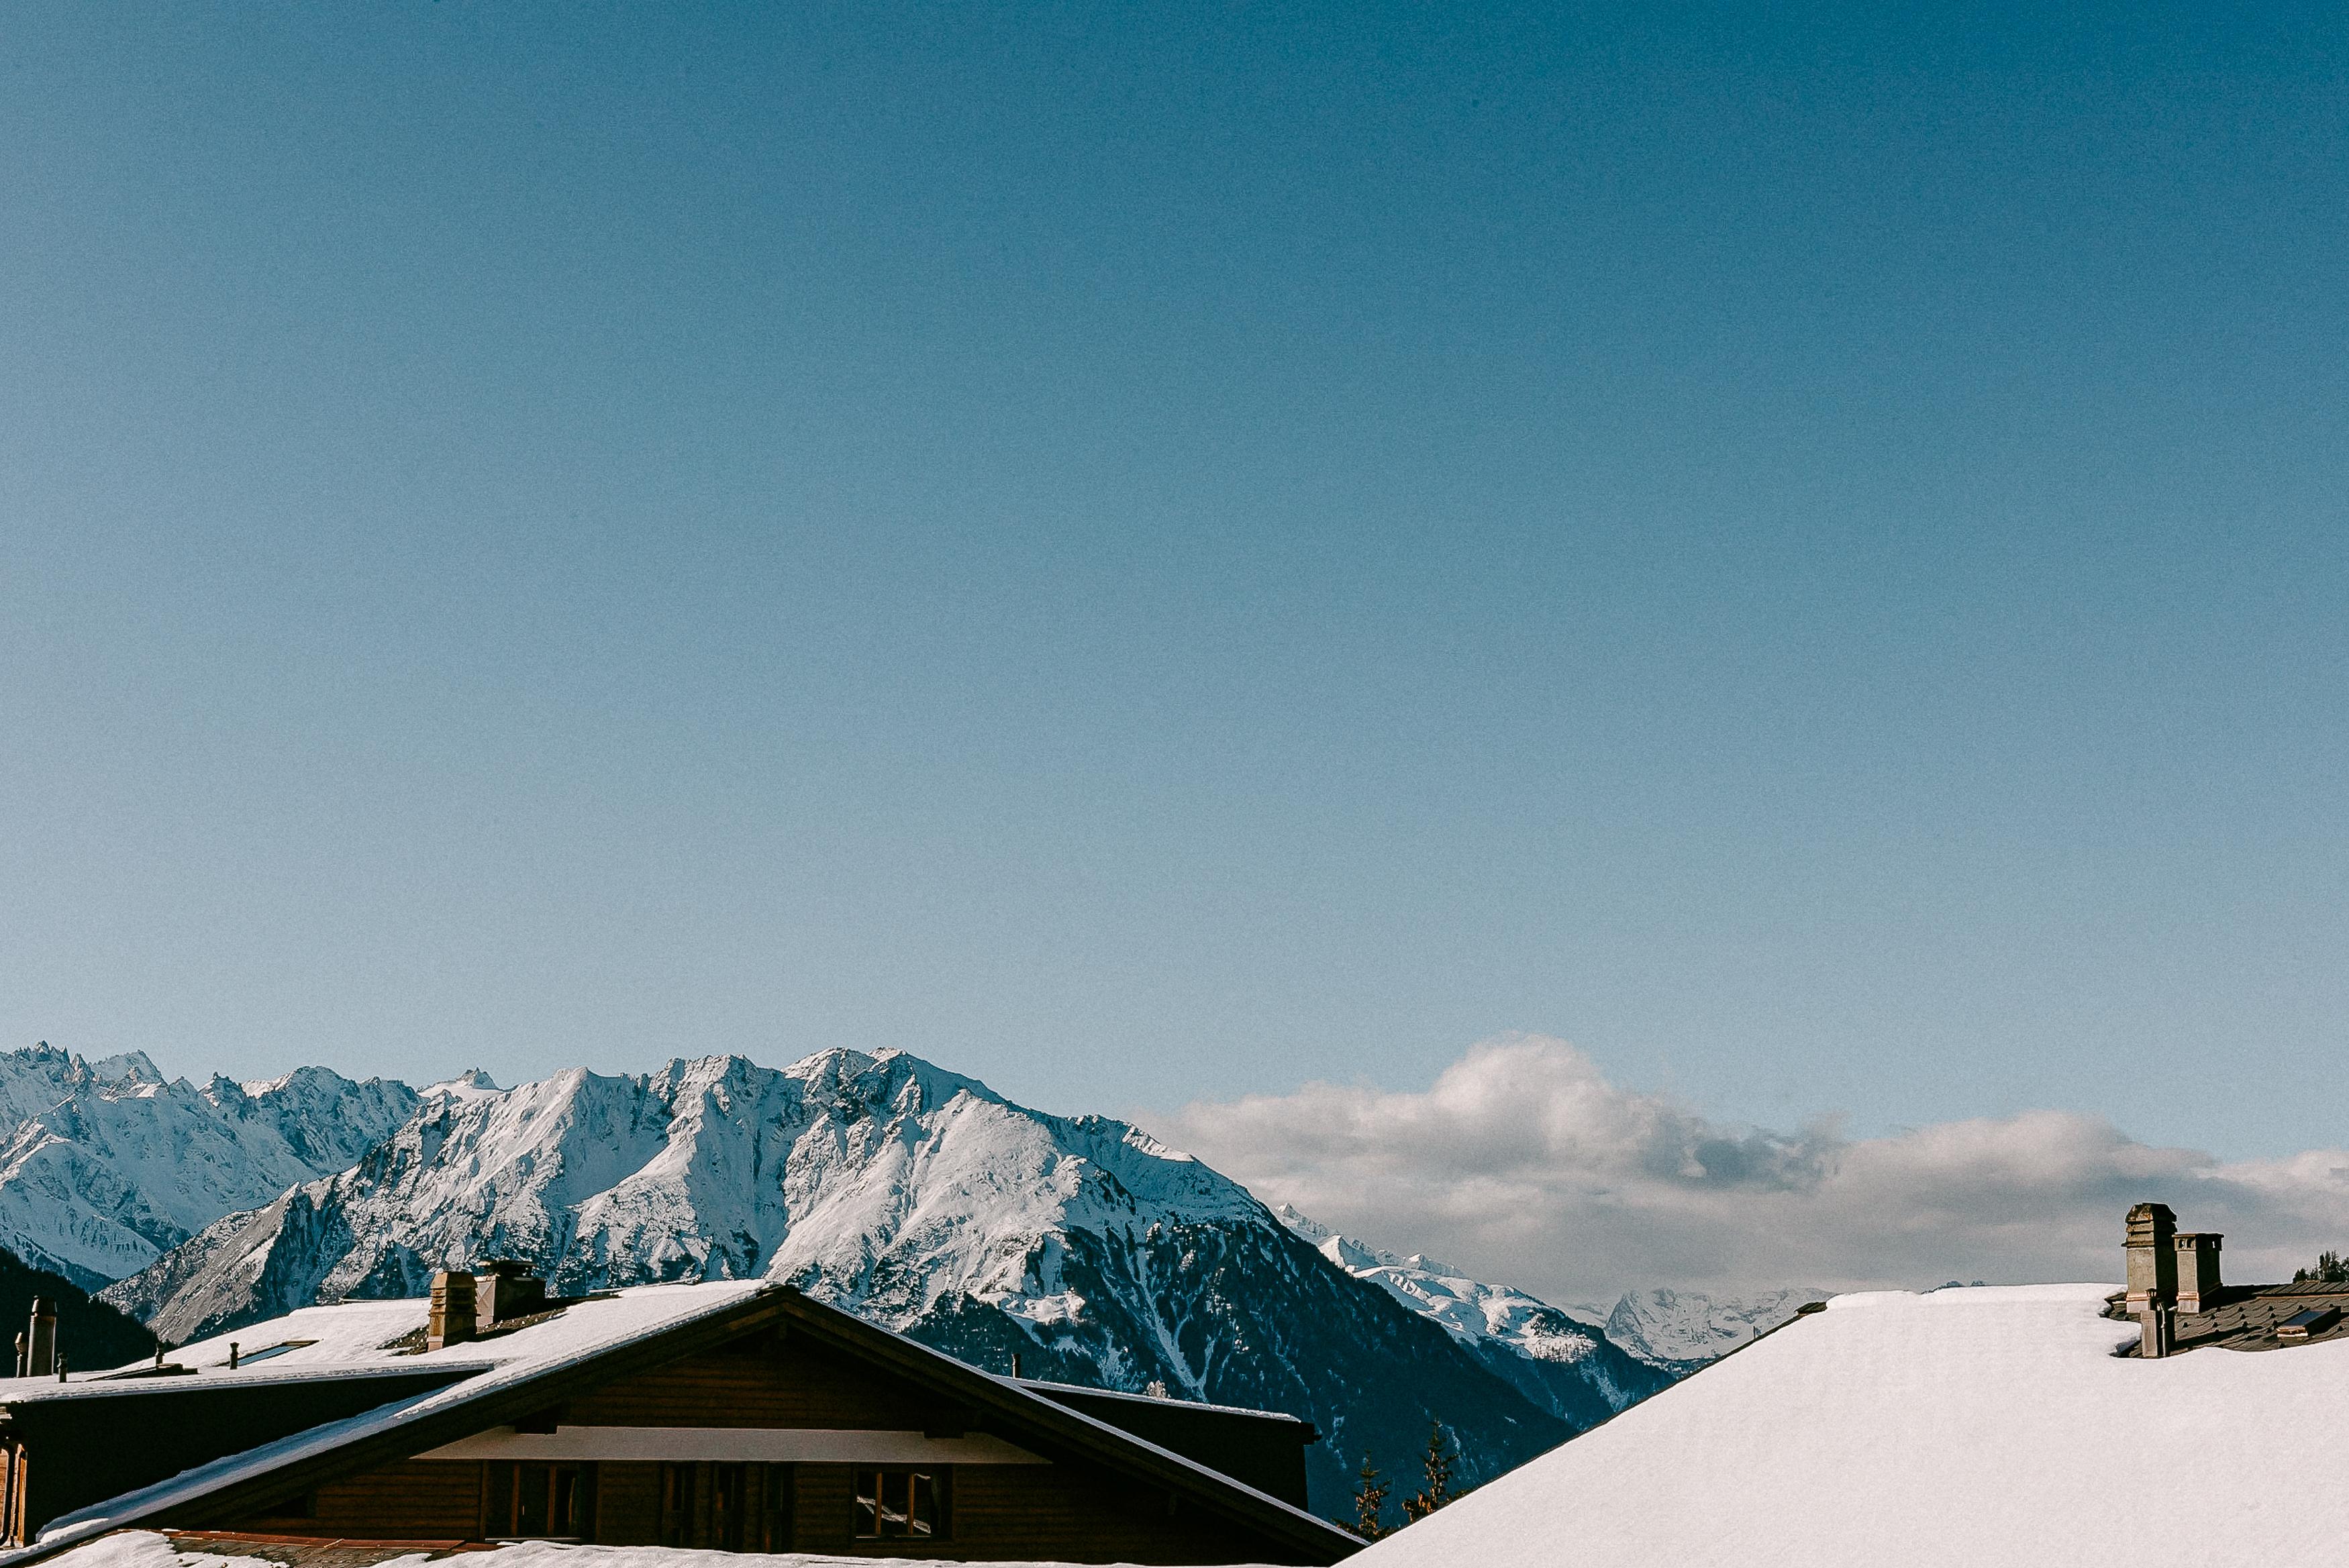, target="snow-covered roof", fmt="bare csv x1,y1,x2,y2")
1015,1377,1315,1426
0,1283,765,1406
1355,1282,2349,1568
3,1283,771,1558
4,1279,1354,1566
